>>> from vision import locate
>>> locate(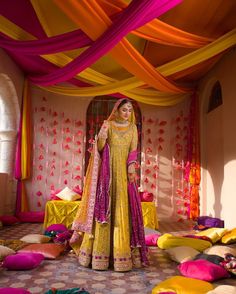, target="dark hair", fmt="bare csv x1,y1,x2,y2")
117,99,132,109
